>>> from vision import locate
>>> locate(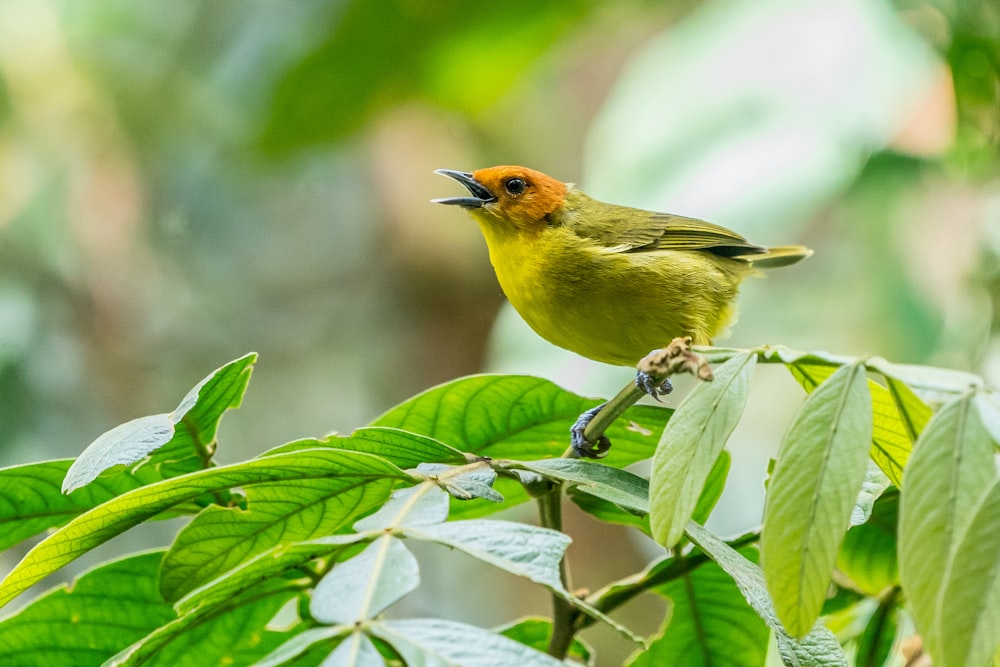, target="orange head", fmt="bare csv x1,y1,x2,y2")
433,166,568,228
